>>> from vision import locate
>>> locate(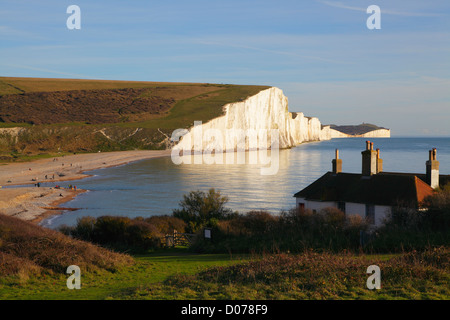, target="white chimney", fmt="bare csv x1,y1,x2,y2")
426,148,439,189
